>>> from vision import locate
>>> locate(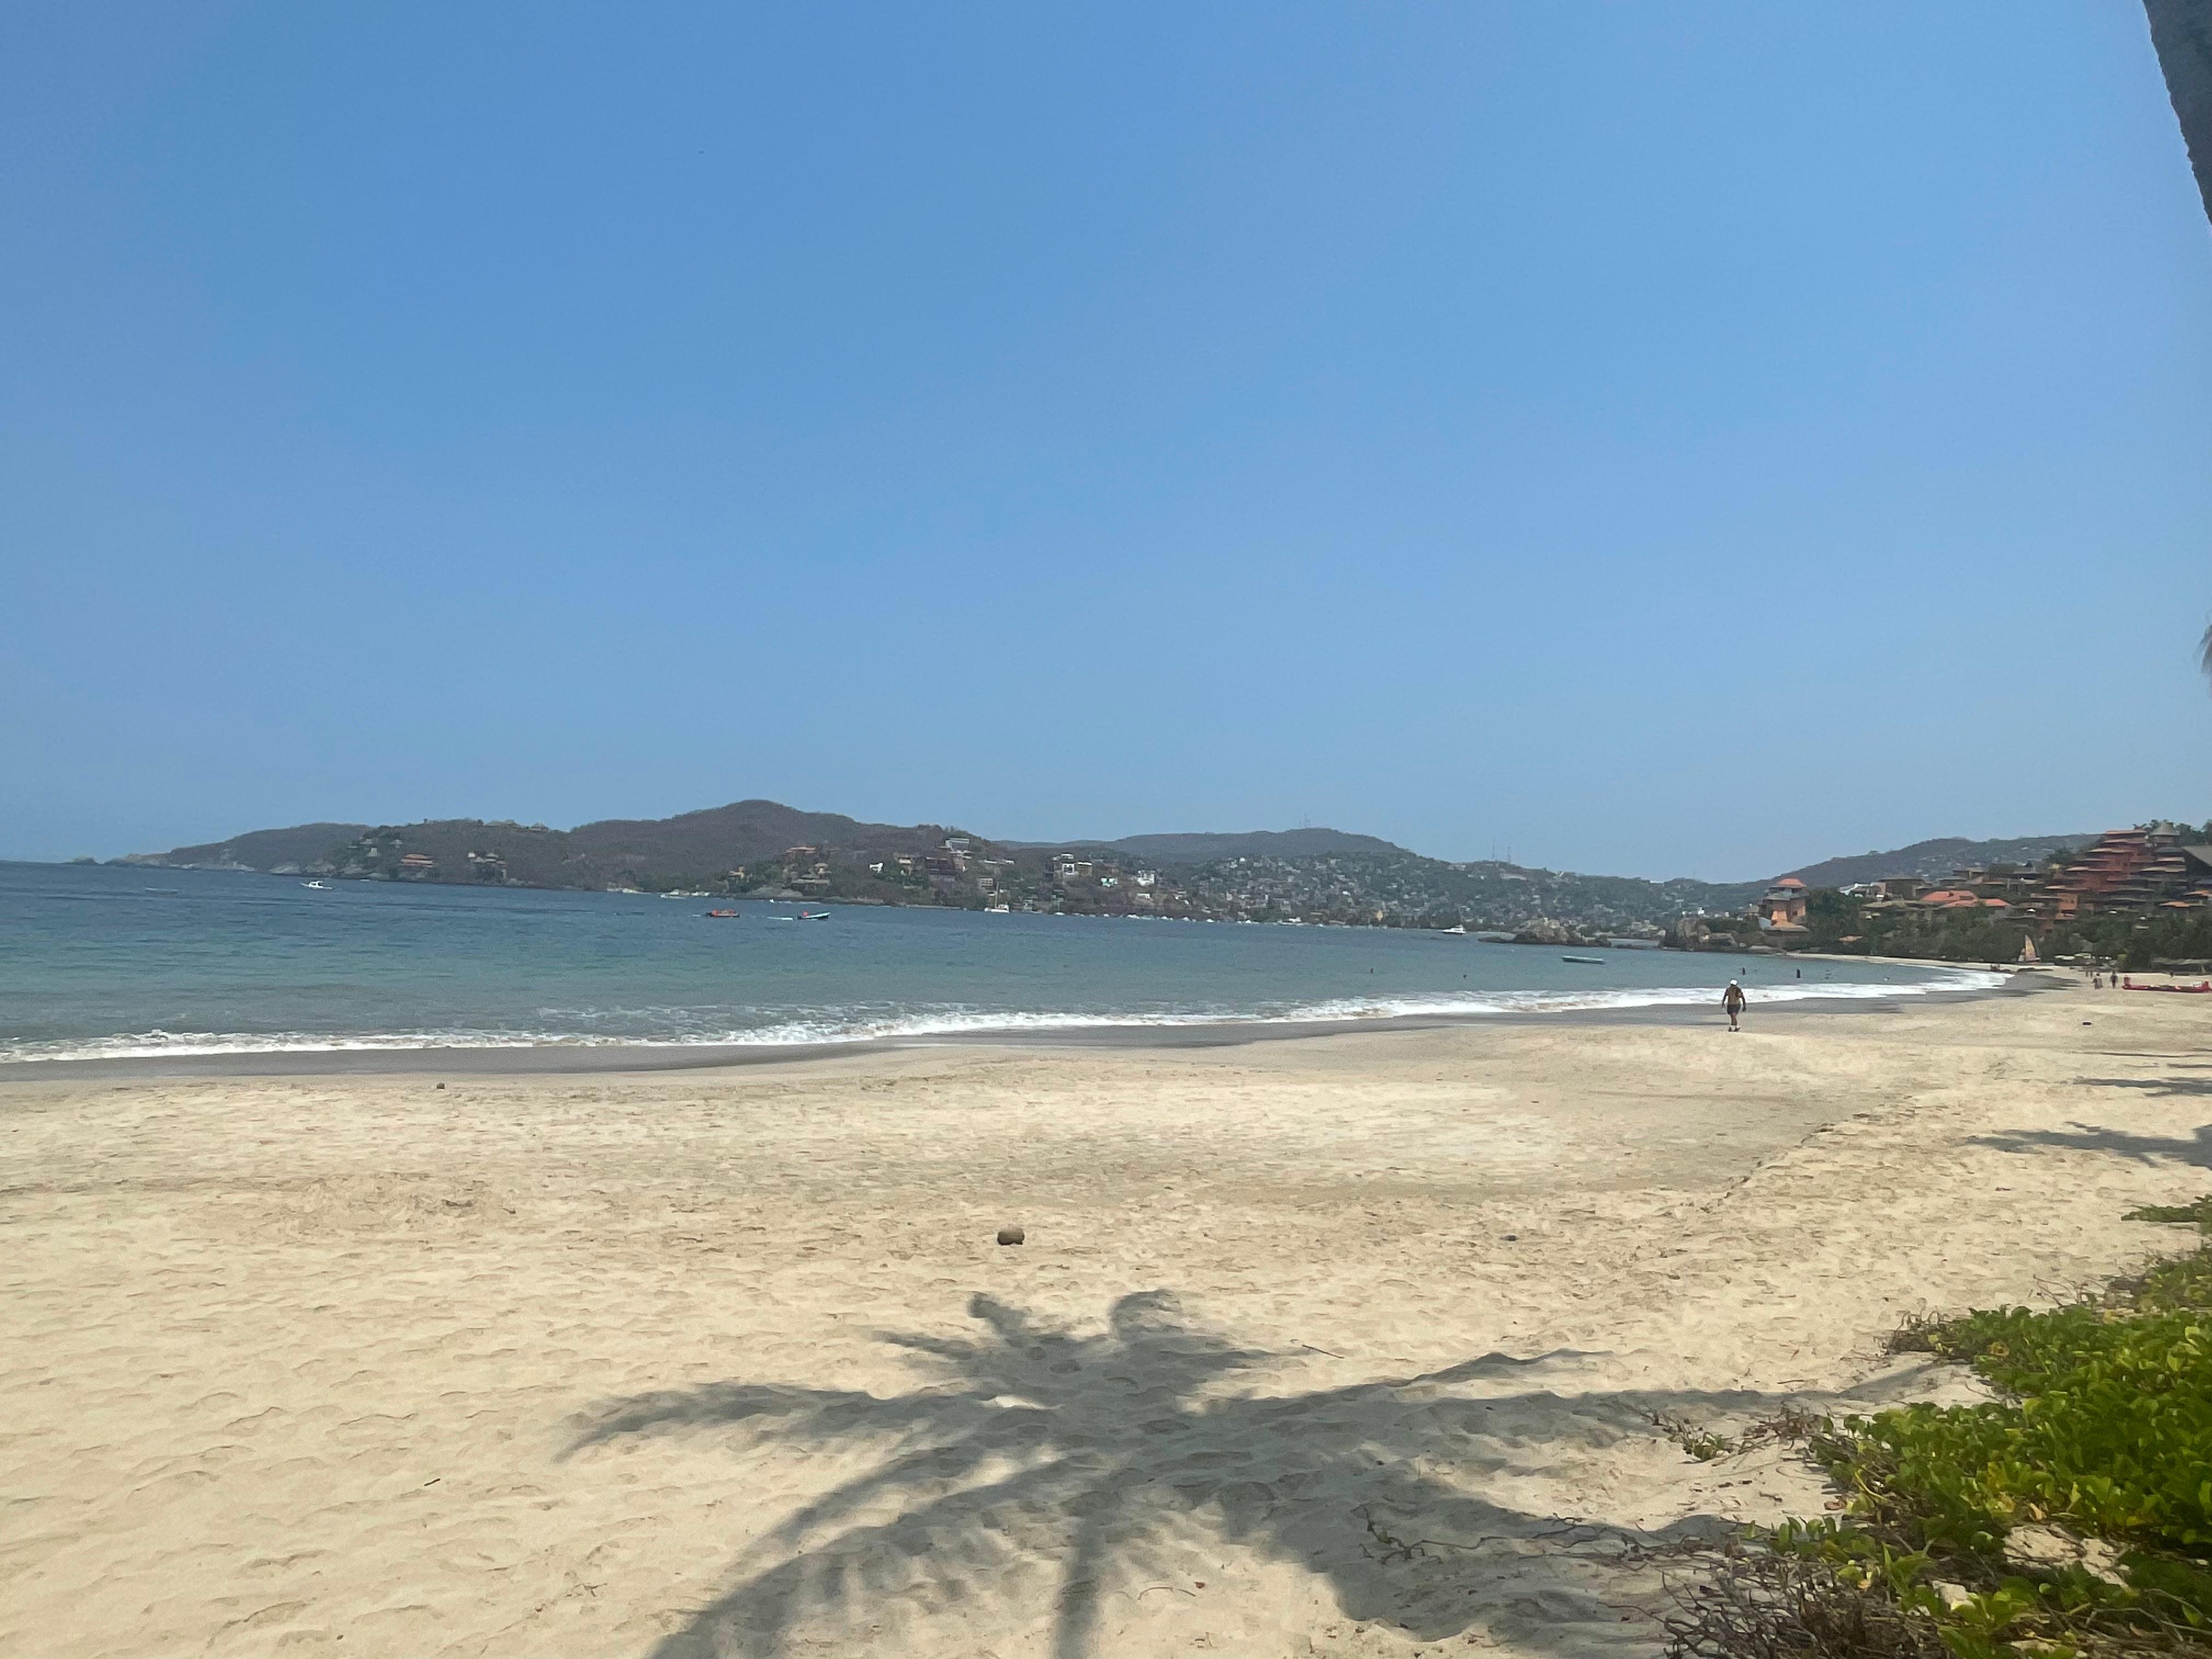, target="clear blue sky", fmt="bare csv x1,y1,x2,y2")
4,3,2208,879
